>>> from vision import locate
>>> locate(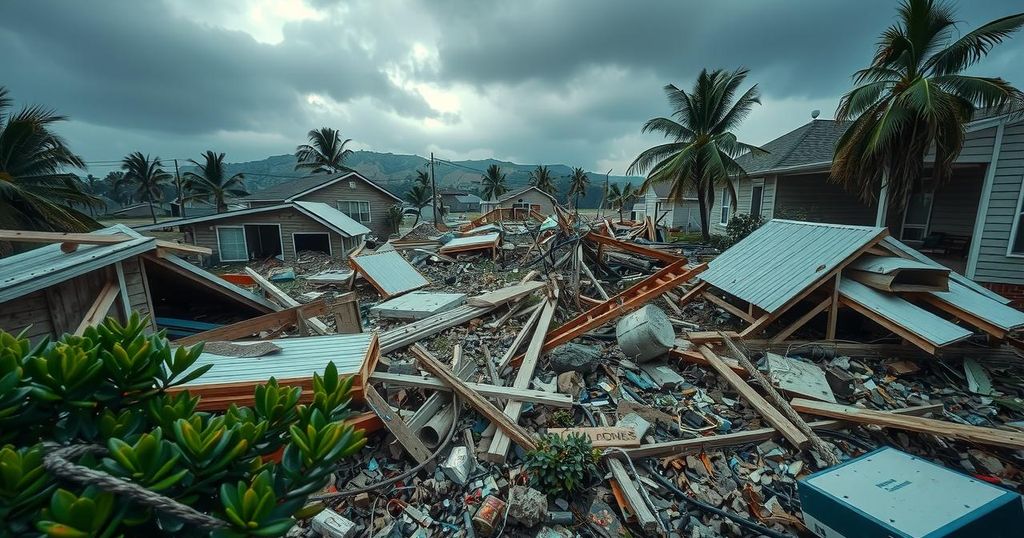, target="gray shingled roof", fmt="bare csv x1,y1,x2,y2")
734,119,850,175
242,171,401,202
